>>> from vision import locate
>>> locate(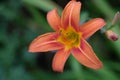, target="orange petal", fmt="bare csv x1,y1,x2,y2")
29,32,63,52
71,38,103,70
61,1,81,31
52,49,70,72
47,9,61,31
79,18,106,39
